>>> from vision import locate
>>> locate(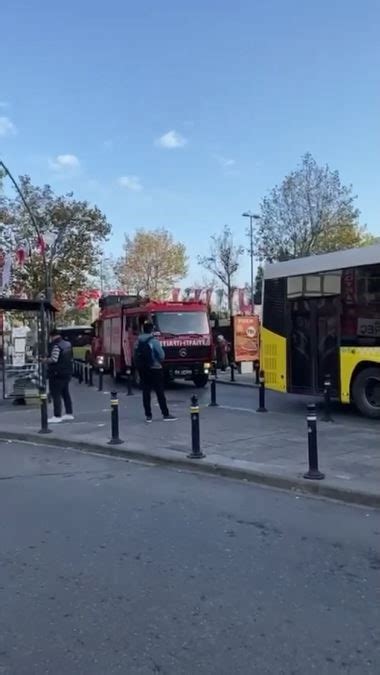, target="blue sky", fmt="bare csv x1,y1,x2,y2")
1,0,379,285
